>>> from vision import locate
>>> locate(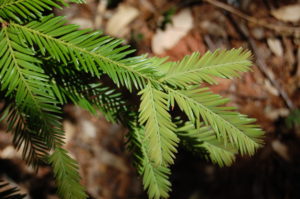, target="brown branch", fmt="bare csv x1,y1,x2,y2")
203,0,300,37
227,15,296,110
